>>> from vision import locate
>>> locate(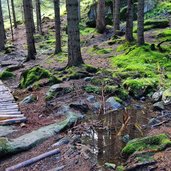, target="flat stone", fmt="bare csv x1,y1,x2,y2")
106,97,122,110
153,101,165,110
0,126,16,136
